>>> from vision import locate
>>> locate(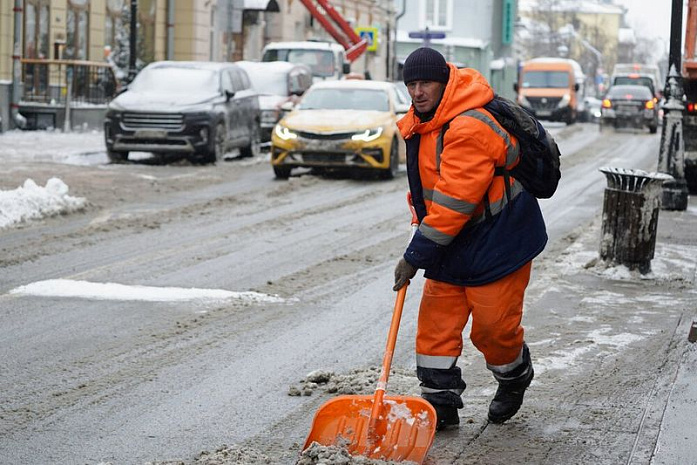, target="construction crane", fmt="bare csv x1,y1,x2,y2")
298,0,368,62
